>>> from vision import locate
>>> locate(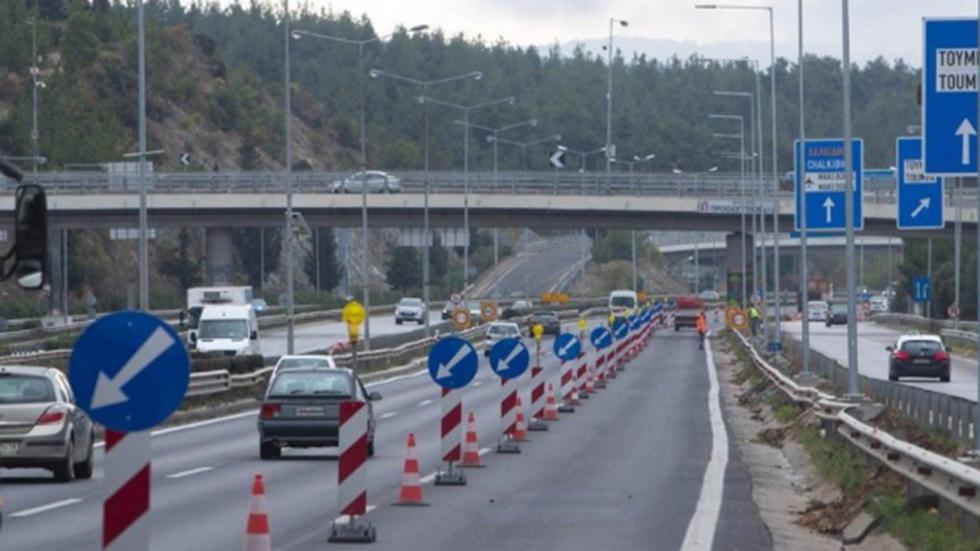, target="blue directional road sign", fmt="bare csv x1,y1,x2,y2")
69,311,190,432
553,333,581,363
923,19,978,176
794,138,864,232
614,322,629,340
913,276,931,303
897,137,945,230
489,338,530,380
629,315,642,331
428,336,479,389
591,326,612,350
